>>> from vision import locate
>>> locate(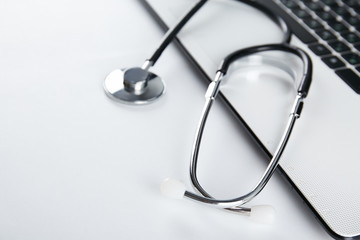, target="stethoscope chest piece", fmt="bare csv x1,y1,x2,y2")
104,67,165,105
